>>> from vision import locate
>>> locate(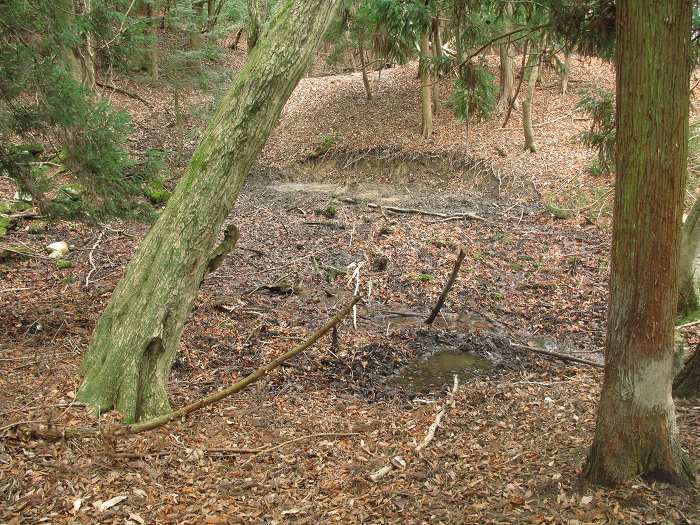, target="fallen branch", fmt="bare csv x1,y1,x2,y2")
366,203,484,221
415,375,459,452
677,318,700,330
84,230,105,287
369,375,460,482
17,296,361,441
96,80,153,108
425,248,466,325
114,432,359,459
508,340,604,368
